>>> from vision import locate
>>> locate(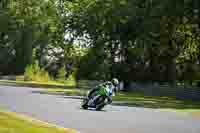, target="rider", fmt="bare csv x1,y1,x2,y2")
87,78,119,104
